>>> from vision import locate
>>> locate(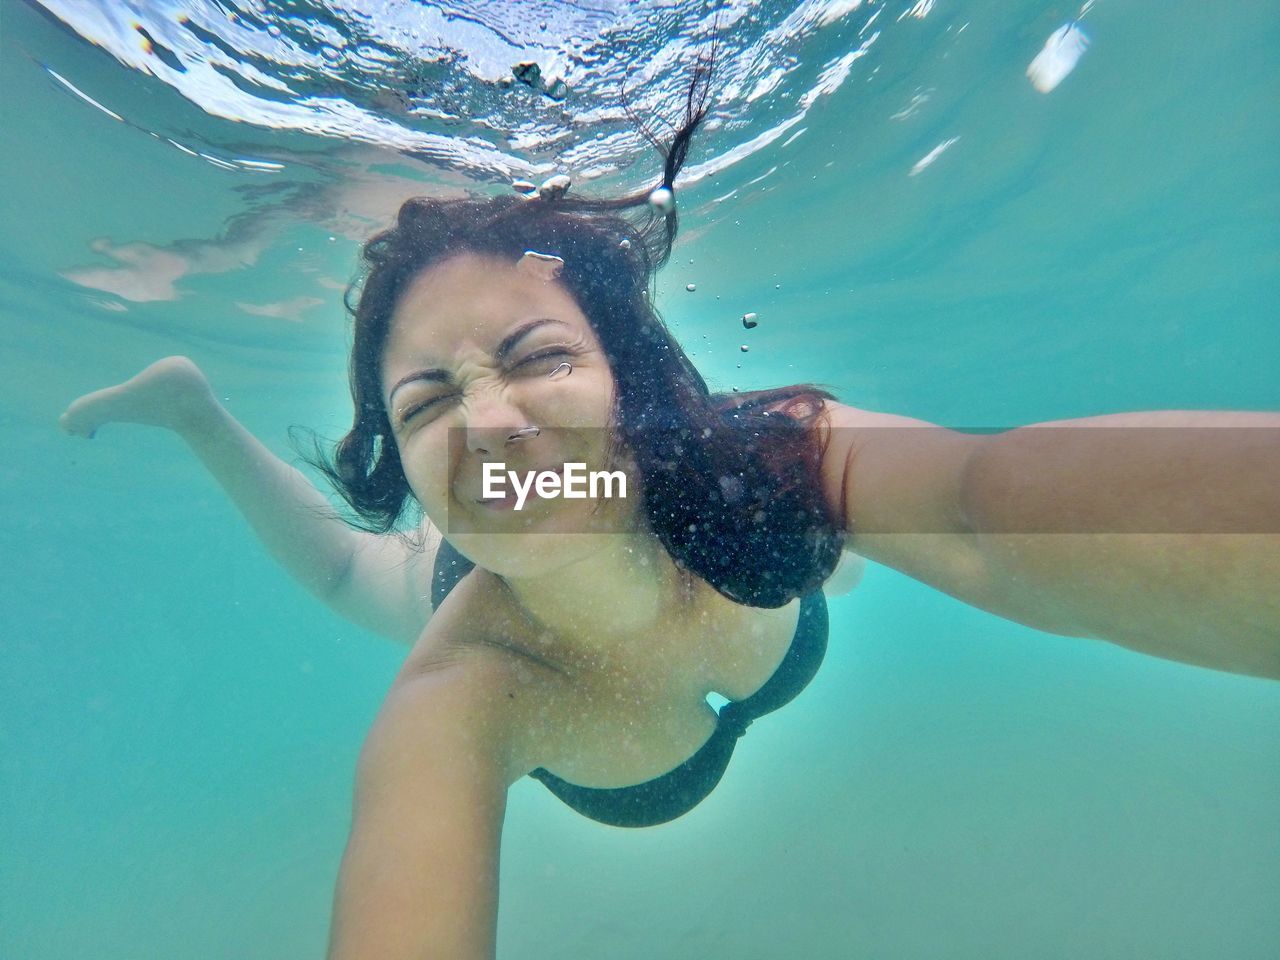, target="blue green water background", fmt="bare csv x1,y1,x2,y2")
2,1,1277,957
